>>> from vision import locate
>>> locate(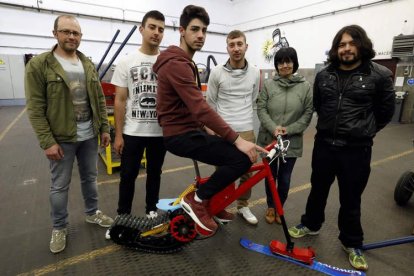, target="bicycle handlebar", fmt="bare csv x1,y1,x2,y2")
265,135,289,163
